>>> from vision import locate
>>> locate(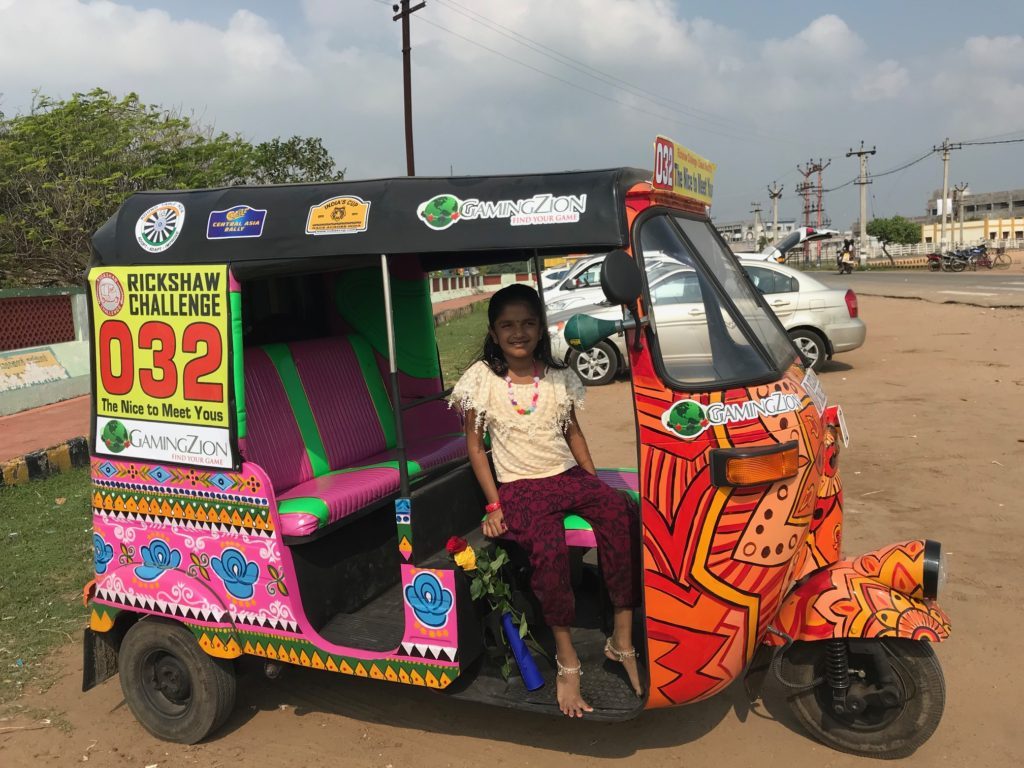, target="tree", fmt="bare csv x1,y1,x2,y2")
248,136,345,185
866,216,922,266
0,89,344,286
